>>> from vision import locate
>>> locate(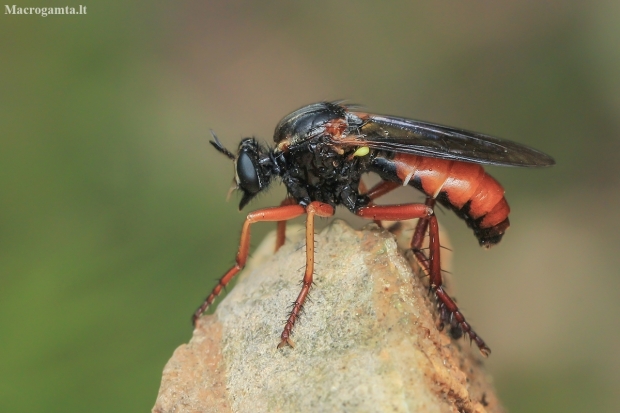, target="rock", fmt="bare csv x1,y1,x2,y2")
153,219,504,413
